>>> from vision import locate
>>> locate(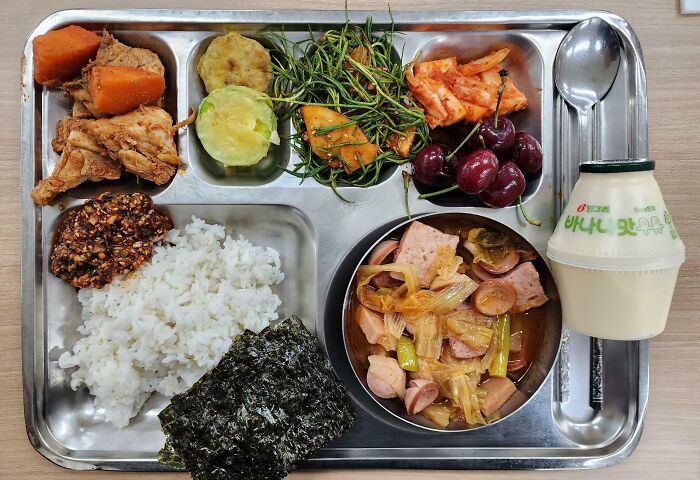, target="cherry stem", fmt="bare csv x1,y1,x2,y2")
518,196,542,227
493,69,509,129
418,184,459,199
445,121,482,161
402,171,412,219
